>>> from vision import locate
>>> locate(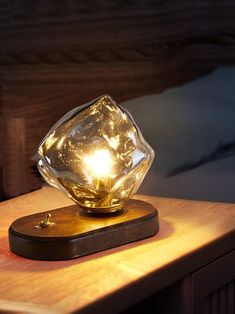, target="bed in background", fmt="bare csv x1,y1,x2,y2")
123,67,235,203
1,1,235,200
